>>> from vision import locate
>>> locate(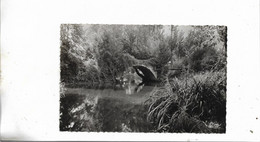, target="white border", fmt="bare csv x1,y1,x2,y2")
1,0,260,141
